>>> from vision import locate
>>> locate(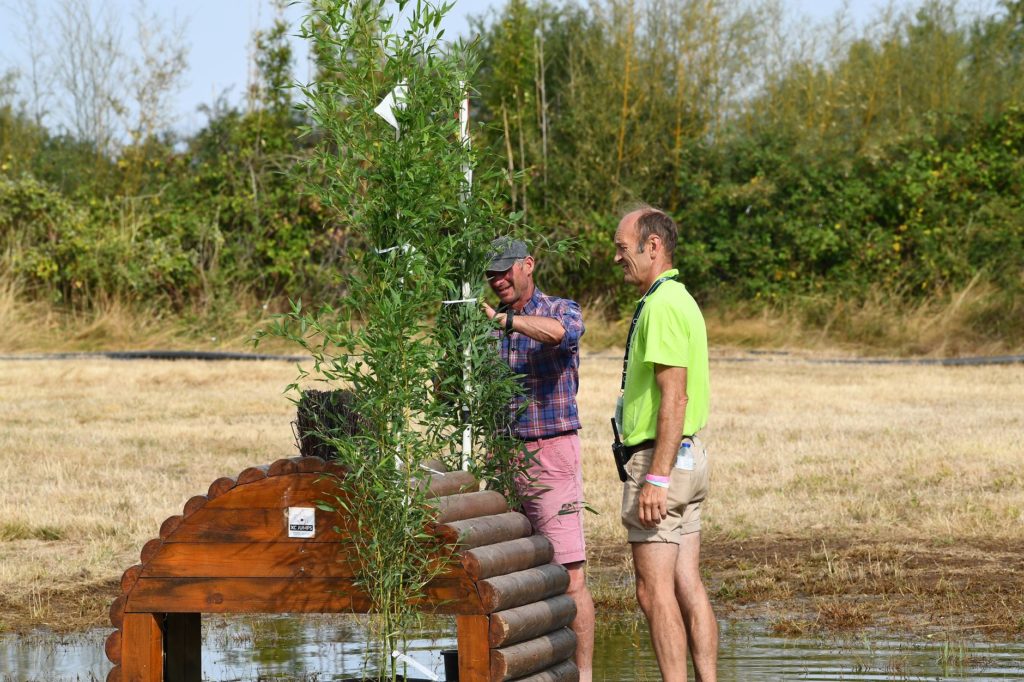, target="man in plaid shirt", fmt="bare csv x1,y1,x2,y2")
482,237,595,682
